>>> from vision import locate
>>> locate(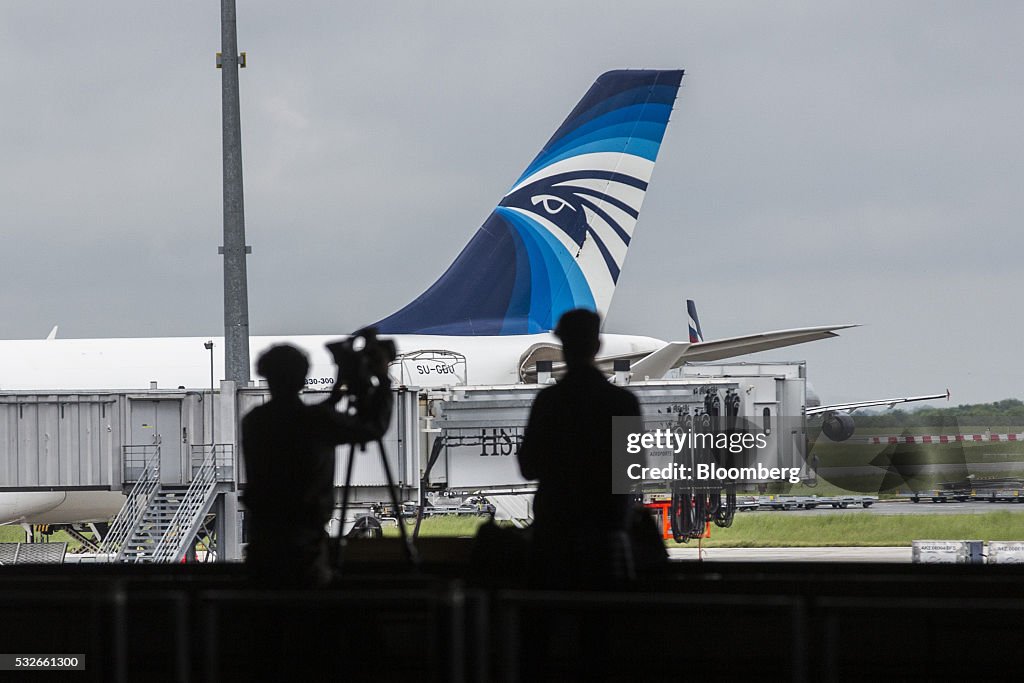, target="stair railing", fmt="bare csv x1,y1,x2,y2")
149,445,222,563
100,445,161,560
